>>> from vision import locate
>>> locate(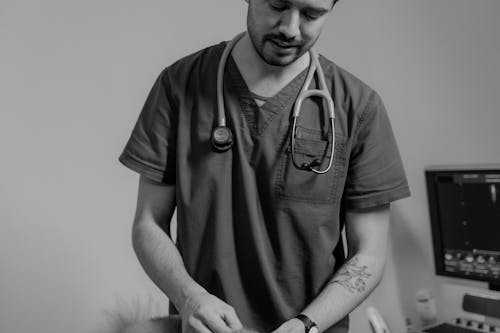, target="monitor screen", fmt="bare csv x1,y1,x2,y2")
425,166,500,290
